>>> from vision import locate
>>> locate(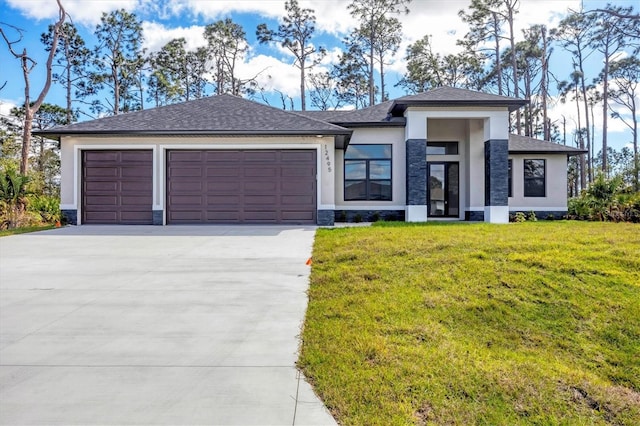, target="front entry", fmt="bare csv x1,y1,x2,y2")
428,162,459,217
